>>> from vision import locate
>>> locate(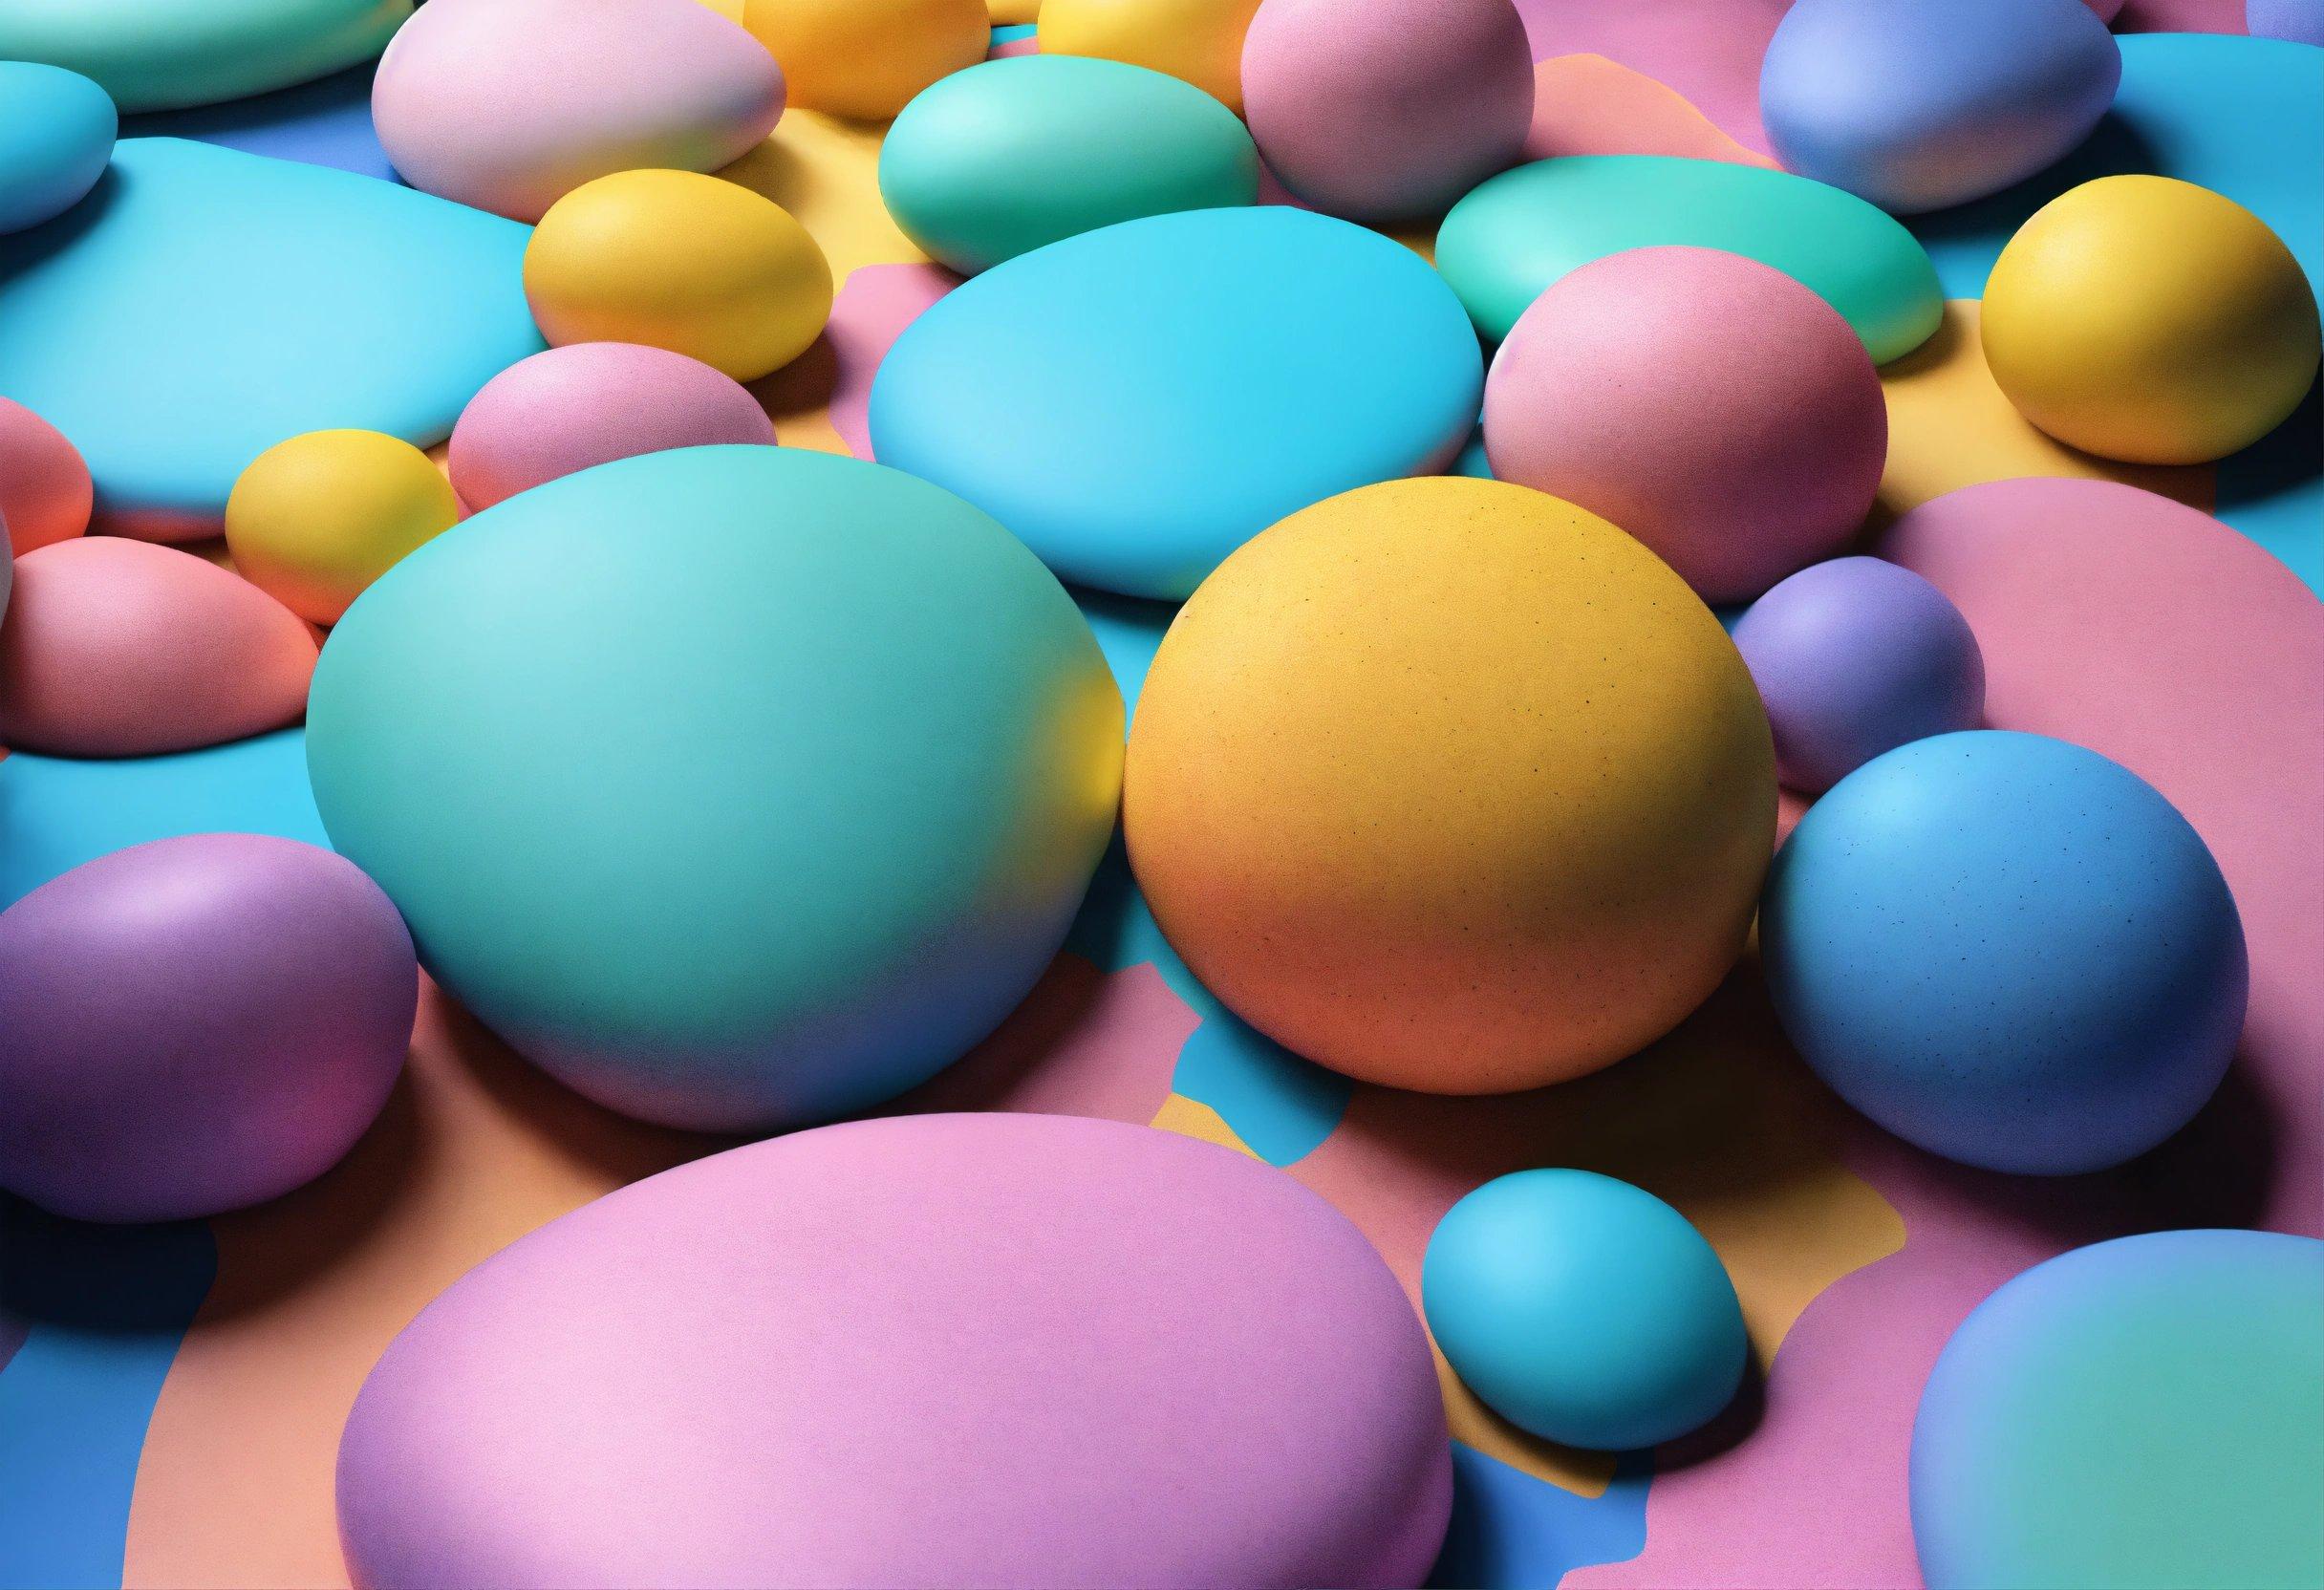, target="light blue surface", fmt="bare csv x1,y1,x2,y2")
0,138,540,529
870,205,1484,600
1429,1445,1652,1590
1761,731,2248,1175
0,730,327,910
125,60,393,182
0,63,116,235
1422,1170,1748,1452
